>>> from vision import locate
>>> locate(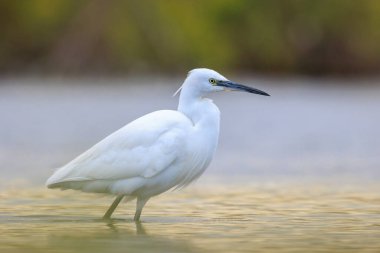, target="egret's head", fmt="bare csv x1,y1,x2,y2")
175,68,270,97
